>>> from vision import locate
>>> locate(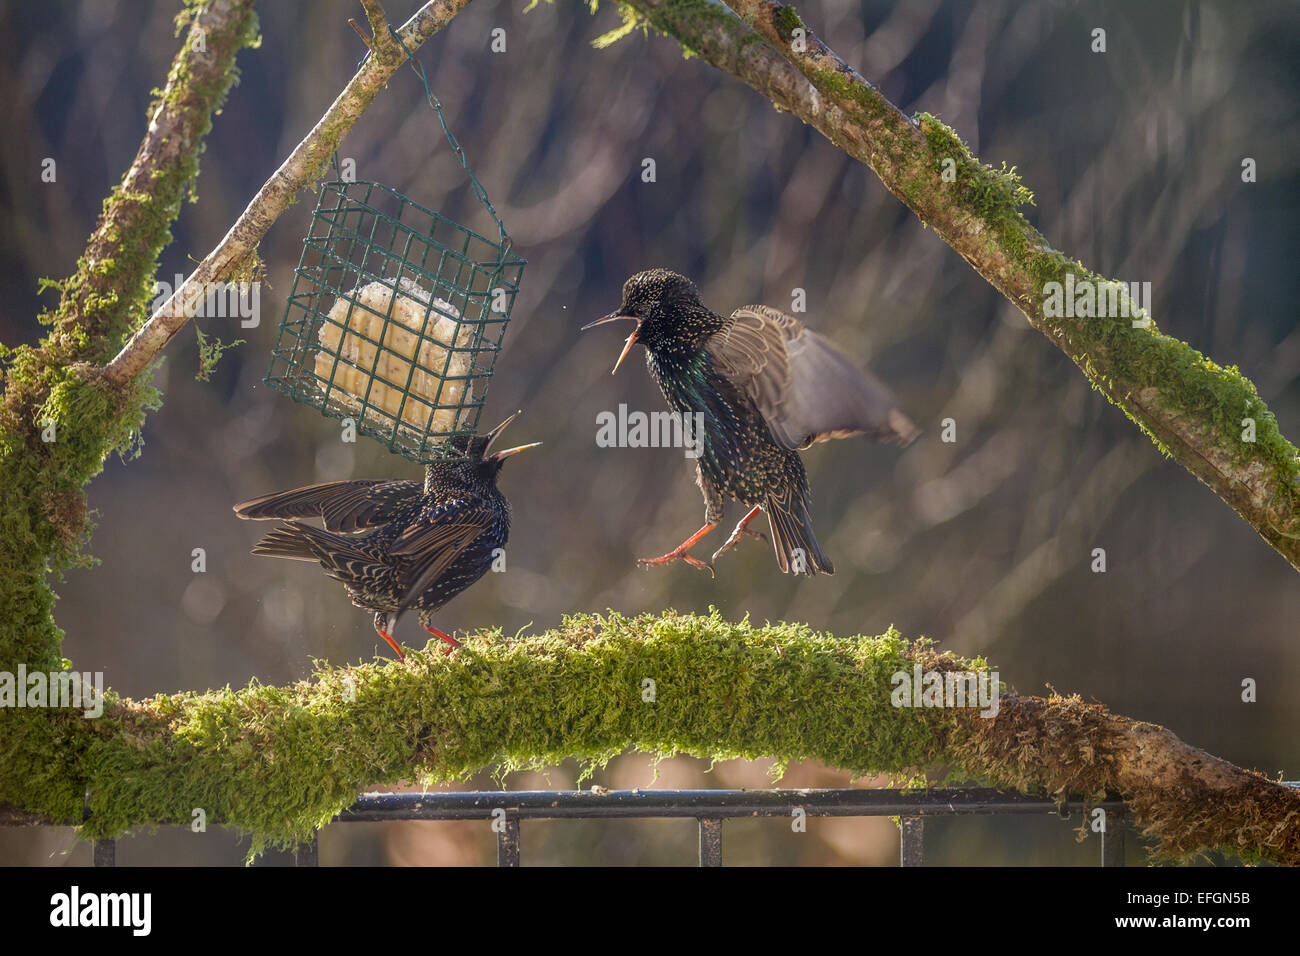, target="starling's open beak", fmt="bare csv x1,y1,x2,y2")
581,312,641,375
490,442,541,462
482,411,541,462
